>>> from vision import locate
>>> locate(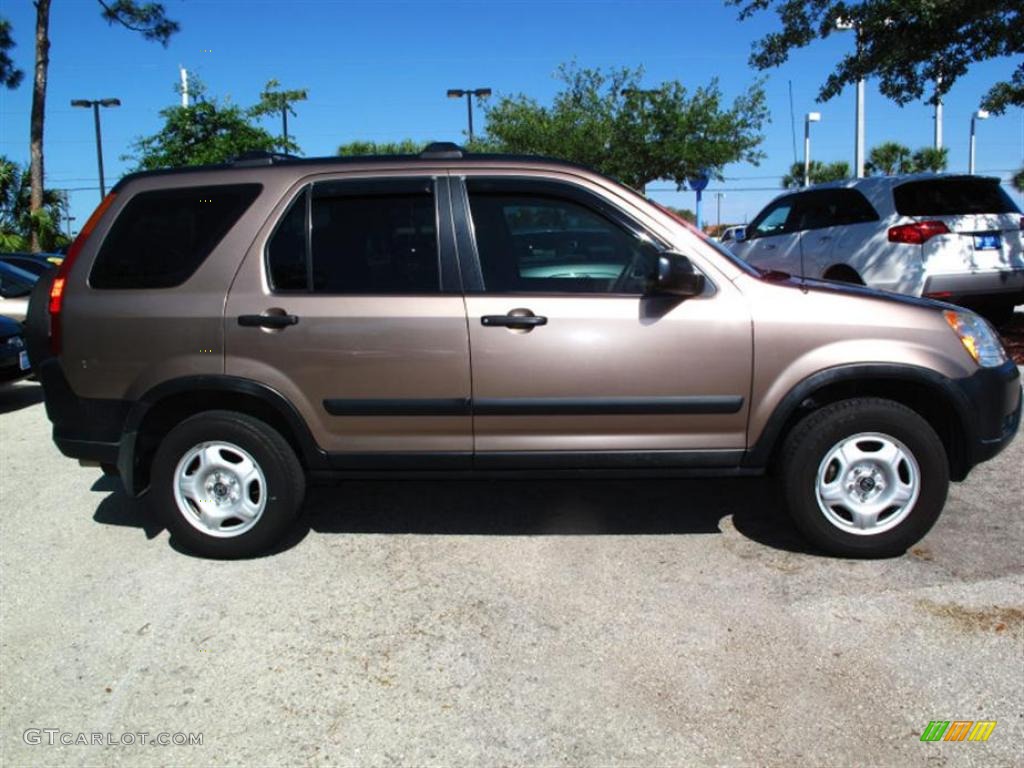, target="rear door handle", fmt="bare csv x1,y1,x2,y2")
238,313,299,329
481,315,548,329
